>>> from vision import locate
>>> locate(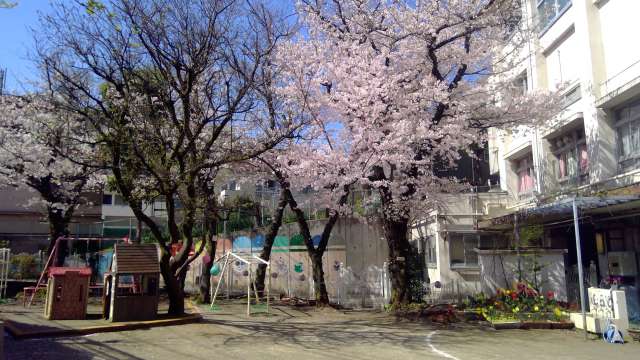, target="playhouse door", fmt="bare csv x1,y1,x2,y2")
102,275,112,319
